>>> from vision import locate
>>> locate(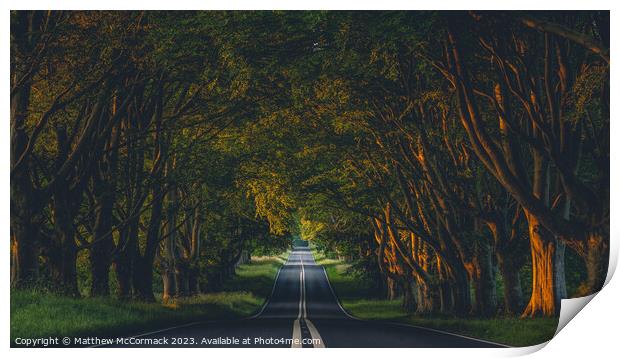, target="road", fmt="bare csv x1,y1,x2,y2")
106,246,505,348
